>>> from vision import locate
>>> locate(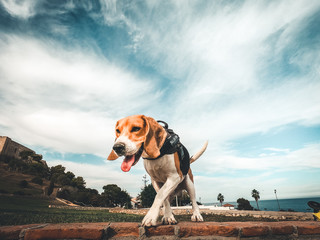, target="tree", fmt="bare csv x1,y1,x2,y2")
118,189,132,209
56,188,71,200
47,180,54,196
140,184,156,208
31,154,43,162
19,150,34,160
217,193,224,206
237,198,253,210
251,189,260,210
57,174,72,186
50,165,66,176
170,190,191,206
72,176,86,189
180,190,191,206
8,158,27,172
26,162,49,178
102,184,121,207
65,171,75,180
102,184,132,208
31,176,43,185
19,180,28,188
